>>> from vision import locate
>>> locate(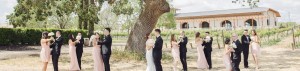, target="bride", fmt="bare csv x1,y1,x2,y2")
145,33,155,71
